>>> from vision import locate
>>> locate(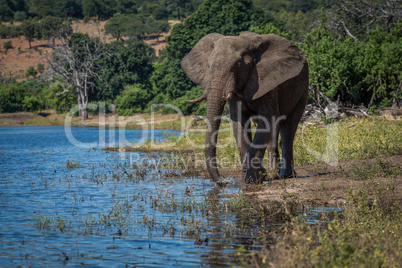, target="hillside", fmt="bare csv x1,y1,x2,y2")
0,20,178,79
